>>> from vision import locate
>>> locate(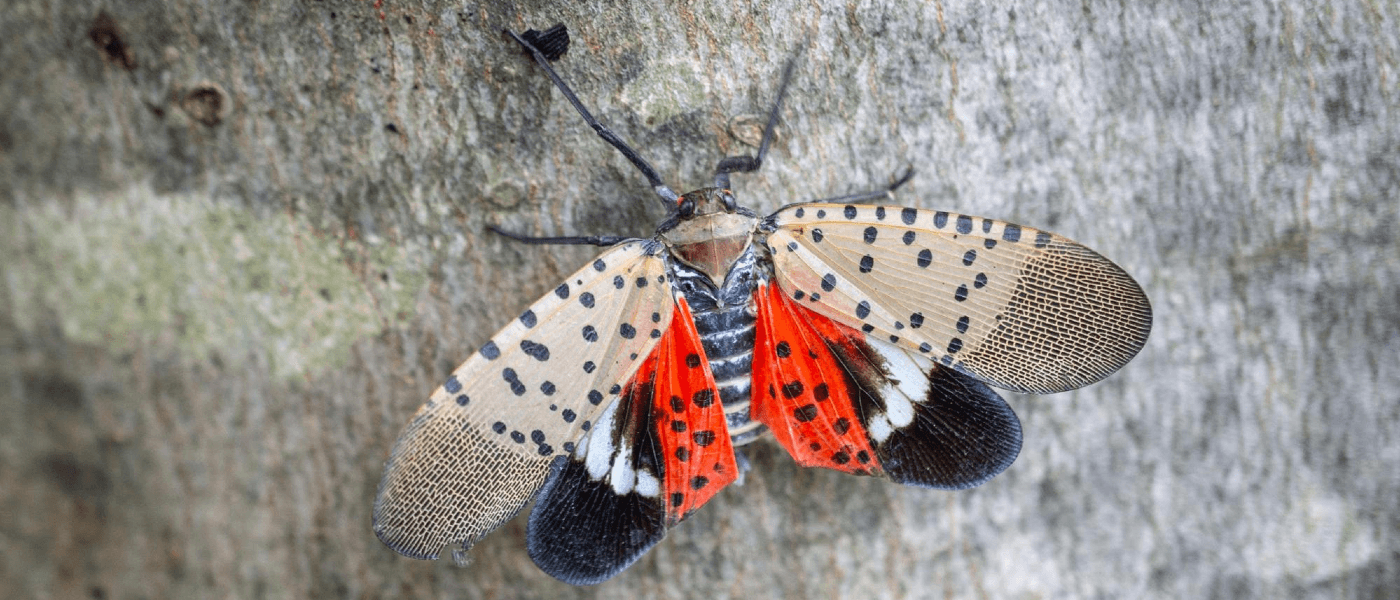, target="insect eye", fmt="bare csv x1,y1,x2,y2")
677,198,696,218
720,191,738,212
